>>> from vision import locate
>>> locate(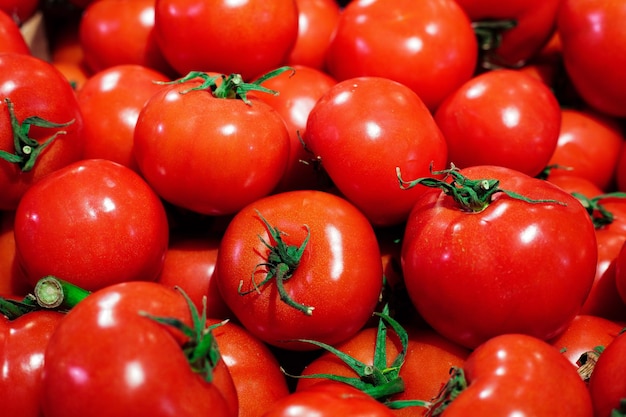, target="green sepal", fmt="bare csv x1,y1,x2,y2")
0,97,75,172
397,163,566,212
238,210,313,315
287,305,412,402
140,288,225,383
157,66,294,105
